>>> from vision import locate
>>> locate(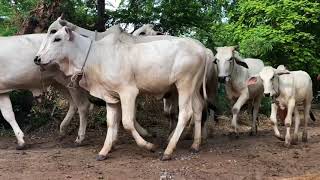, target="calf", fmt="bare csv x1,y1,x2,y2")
215,46,264,136
247,66,314,146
